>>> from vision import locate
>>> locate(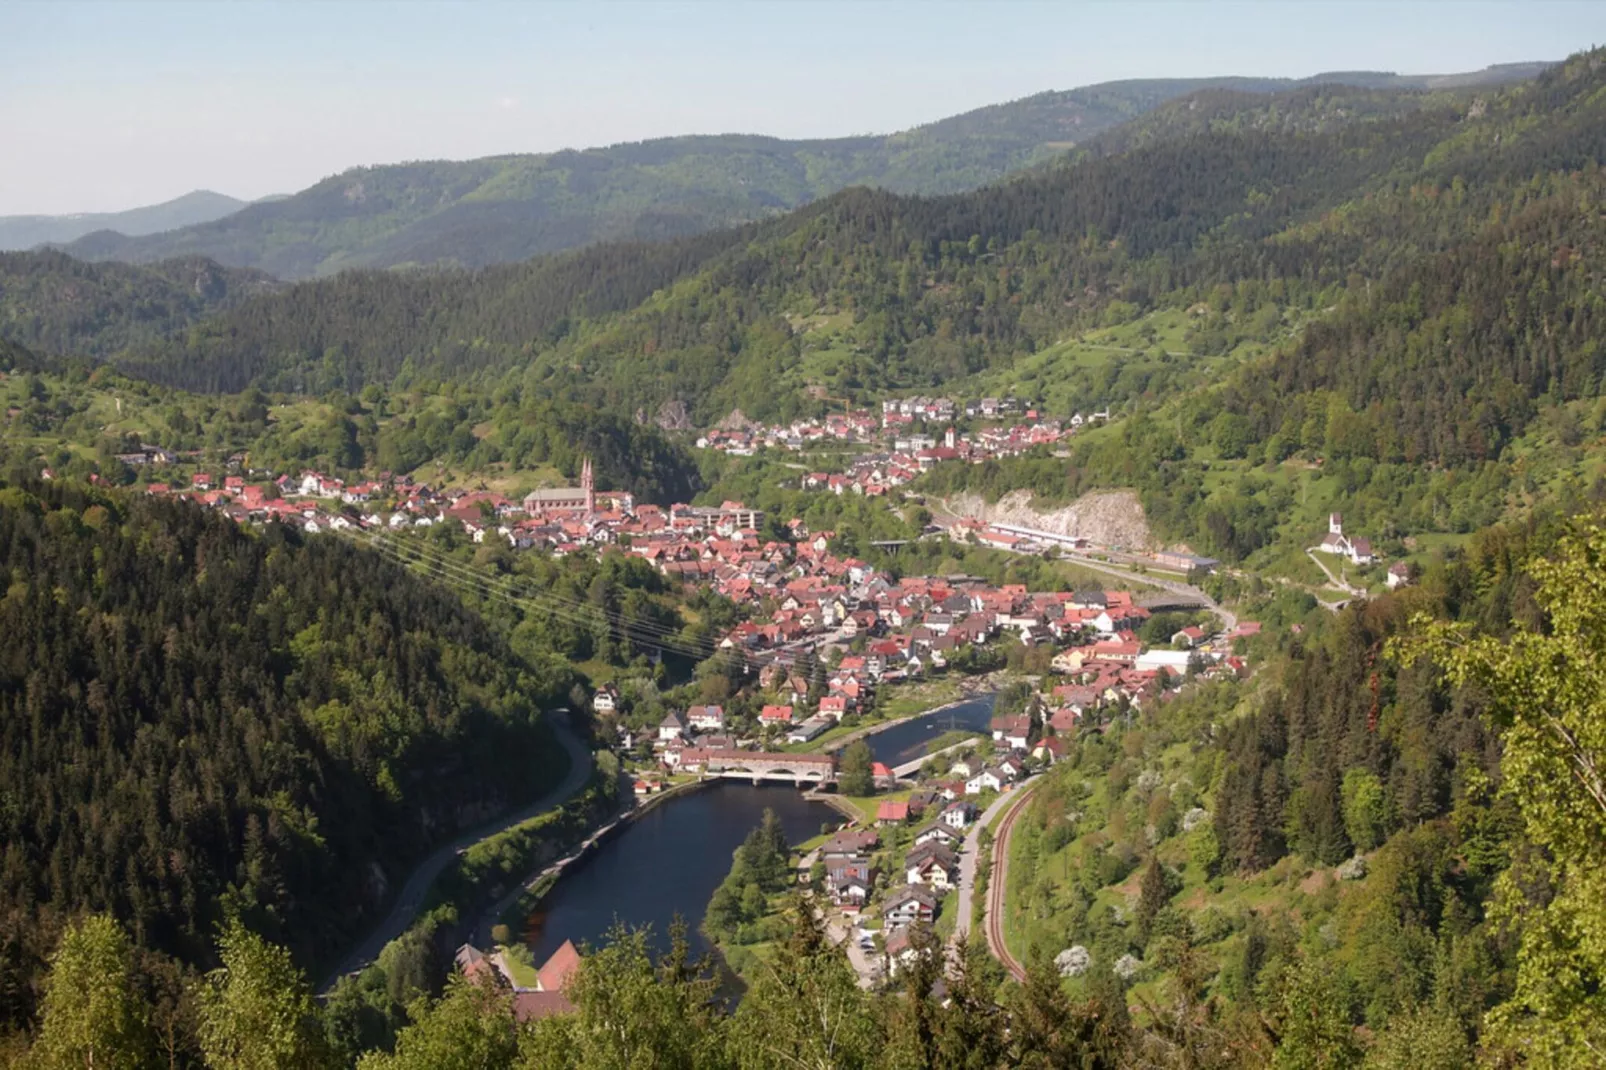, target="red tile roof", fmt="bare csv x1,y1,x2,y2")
513,991,575,1021
538,939,581,994
876,801,910,822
